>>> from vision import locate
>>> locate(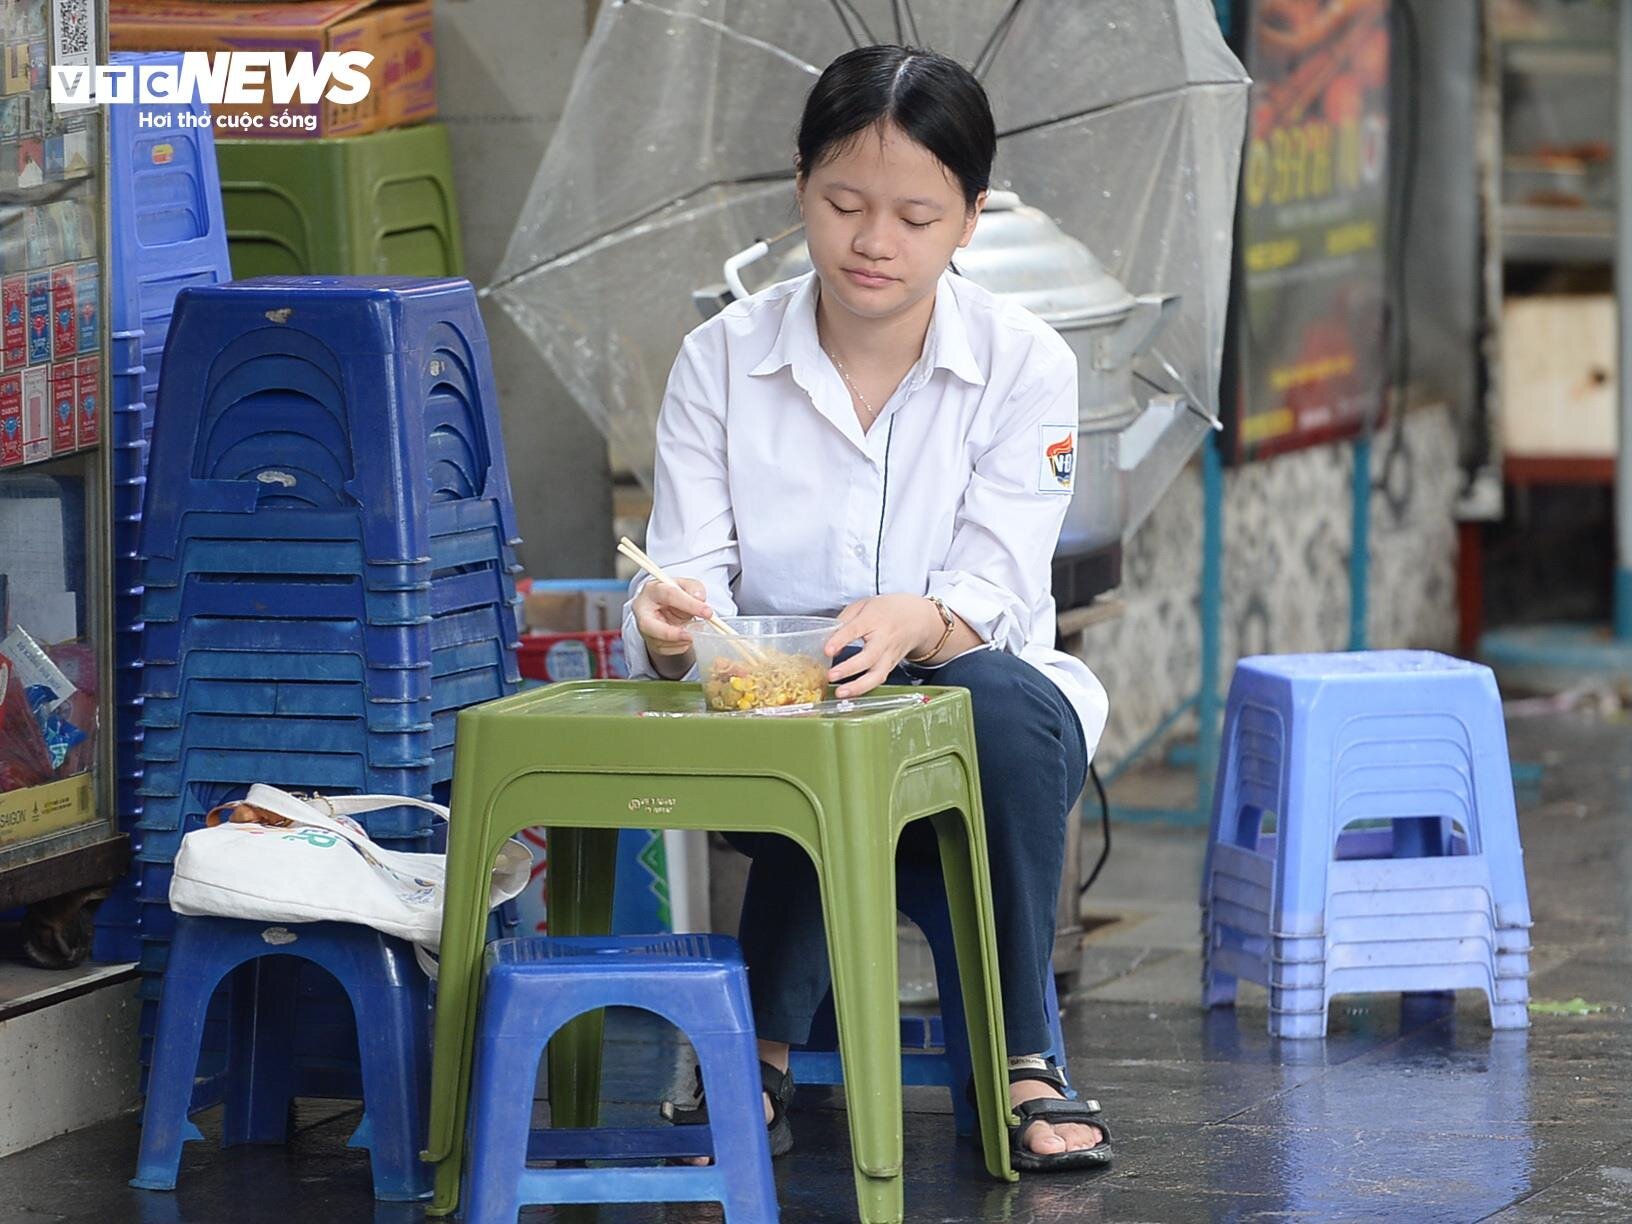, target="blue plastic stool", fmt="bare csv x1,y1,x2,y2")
1201,651,1532,1038
95,53,234,967
462,934,777,1224
131,915,431,1201
789,859,1071,1135
142,277,519,569
108,50,232,444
